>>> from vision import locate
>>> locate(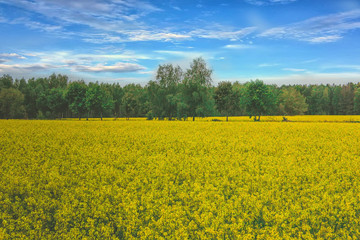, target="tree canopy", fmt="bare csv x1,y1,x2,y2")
1,59,360,120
